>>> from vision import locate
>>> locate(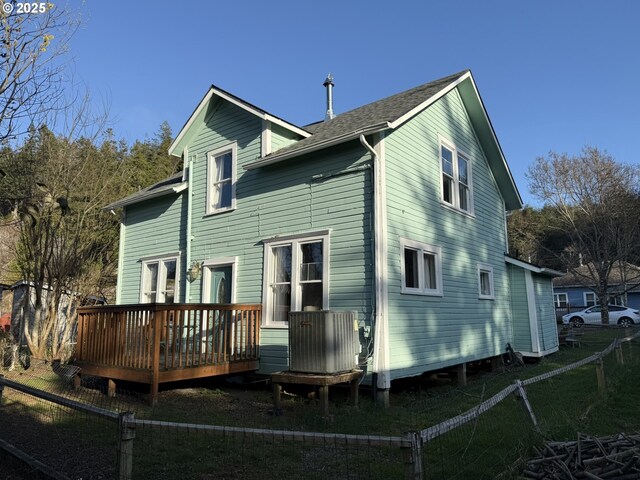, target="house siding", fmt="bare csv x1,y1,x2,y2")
119,195,187,304
384,87,511,379
180,101,373,374
508,264,532,352
271,123,302,152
